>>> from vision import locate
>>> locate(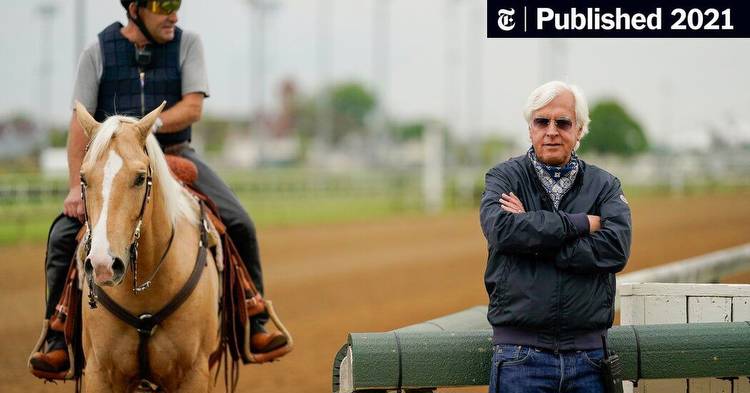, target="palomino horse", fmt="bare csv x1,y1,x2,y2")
75,102,221,392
